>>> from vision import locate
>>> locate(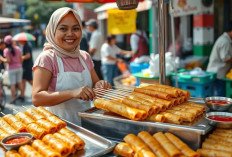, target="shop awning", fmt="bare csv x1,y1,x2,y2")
0,17,31,28
94,0,152,20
